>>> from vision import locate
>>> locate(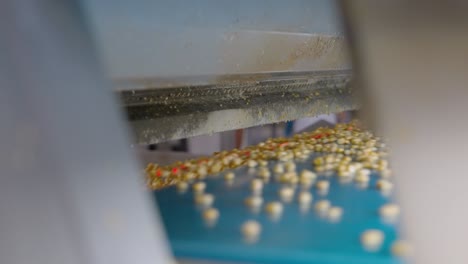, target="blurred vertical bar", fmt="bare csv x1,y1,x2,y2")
0,1,172,264
342,1,468,263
